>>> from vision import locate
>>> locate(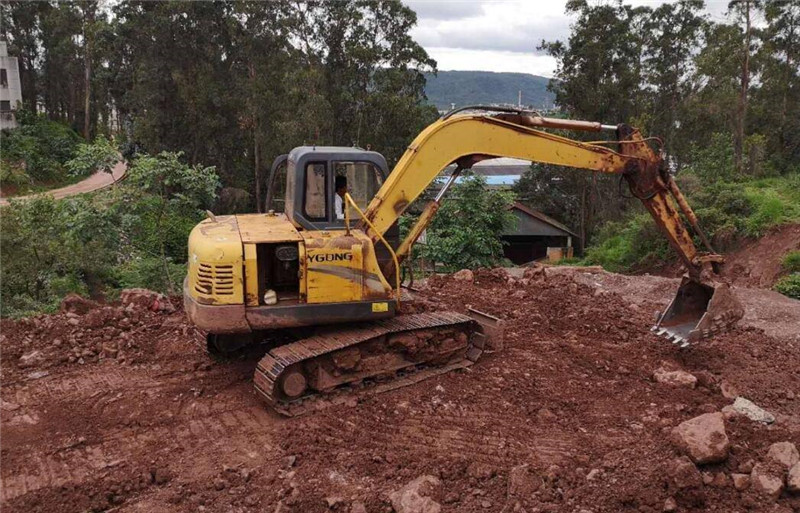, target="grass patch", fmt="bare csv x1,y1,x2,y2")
581,173,800,273
774,273,800,300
